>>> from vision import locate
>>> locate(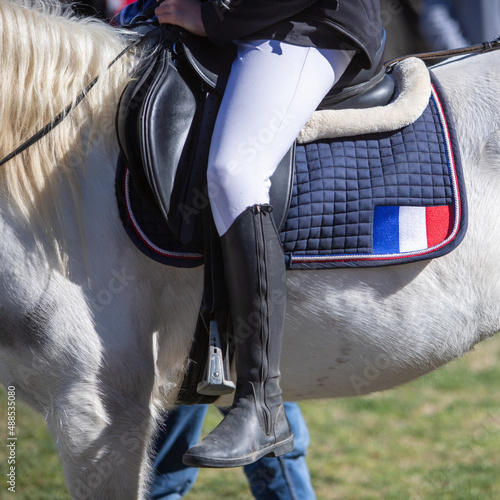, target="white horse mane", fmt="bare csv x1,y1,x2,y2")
0,0,135,235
